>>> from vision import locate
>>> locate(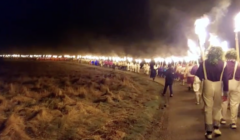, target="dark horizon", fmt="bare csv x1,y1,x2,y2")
0,0,239,57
